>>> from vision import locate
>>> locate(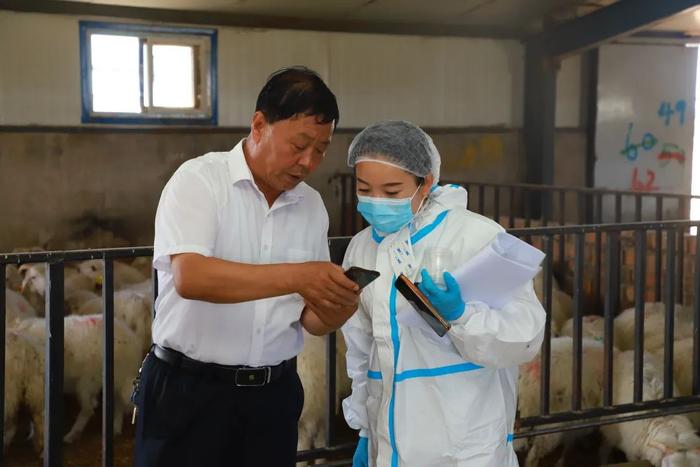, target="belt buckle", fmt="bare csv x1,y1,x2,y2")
234,367,271,387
